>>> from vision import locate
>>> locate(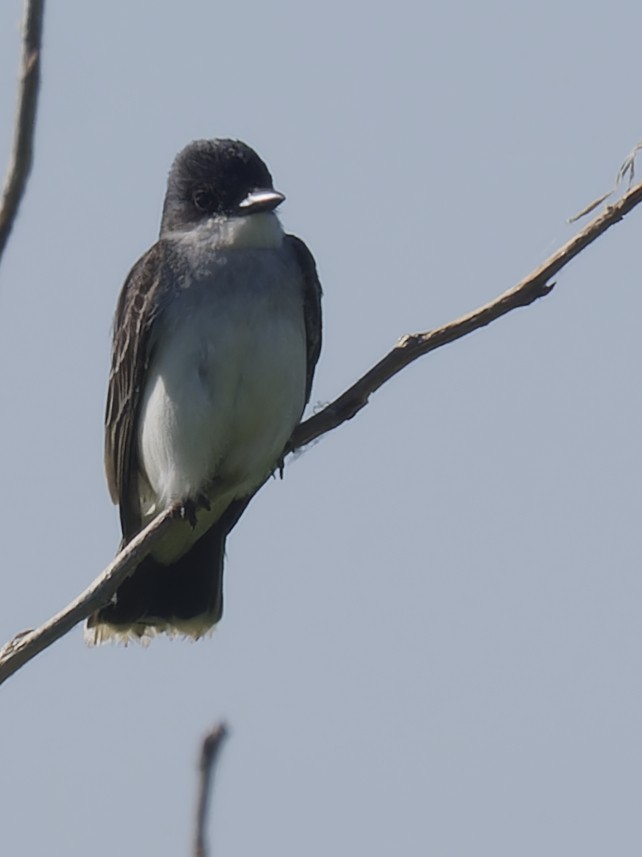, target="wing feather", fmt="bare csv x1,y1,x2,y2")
104,242,165,539
285,234,322,403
